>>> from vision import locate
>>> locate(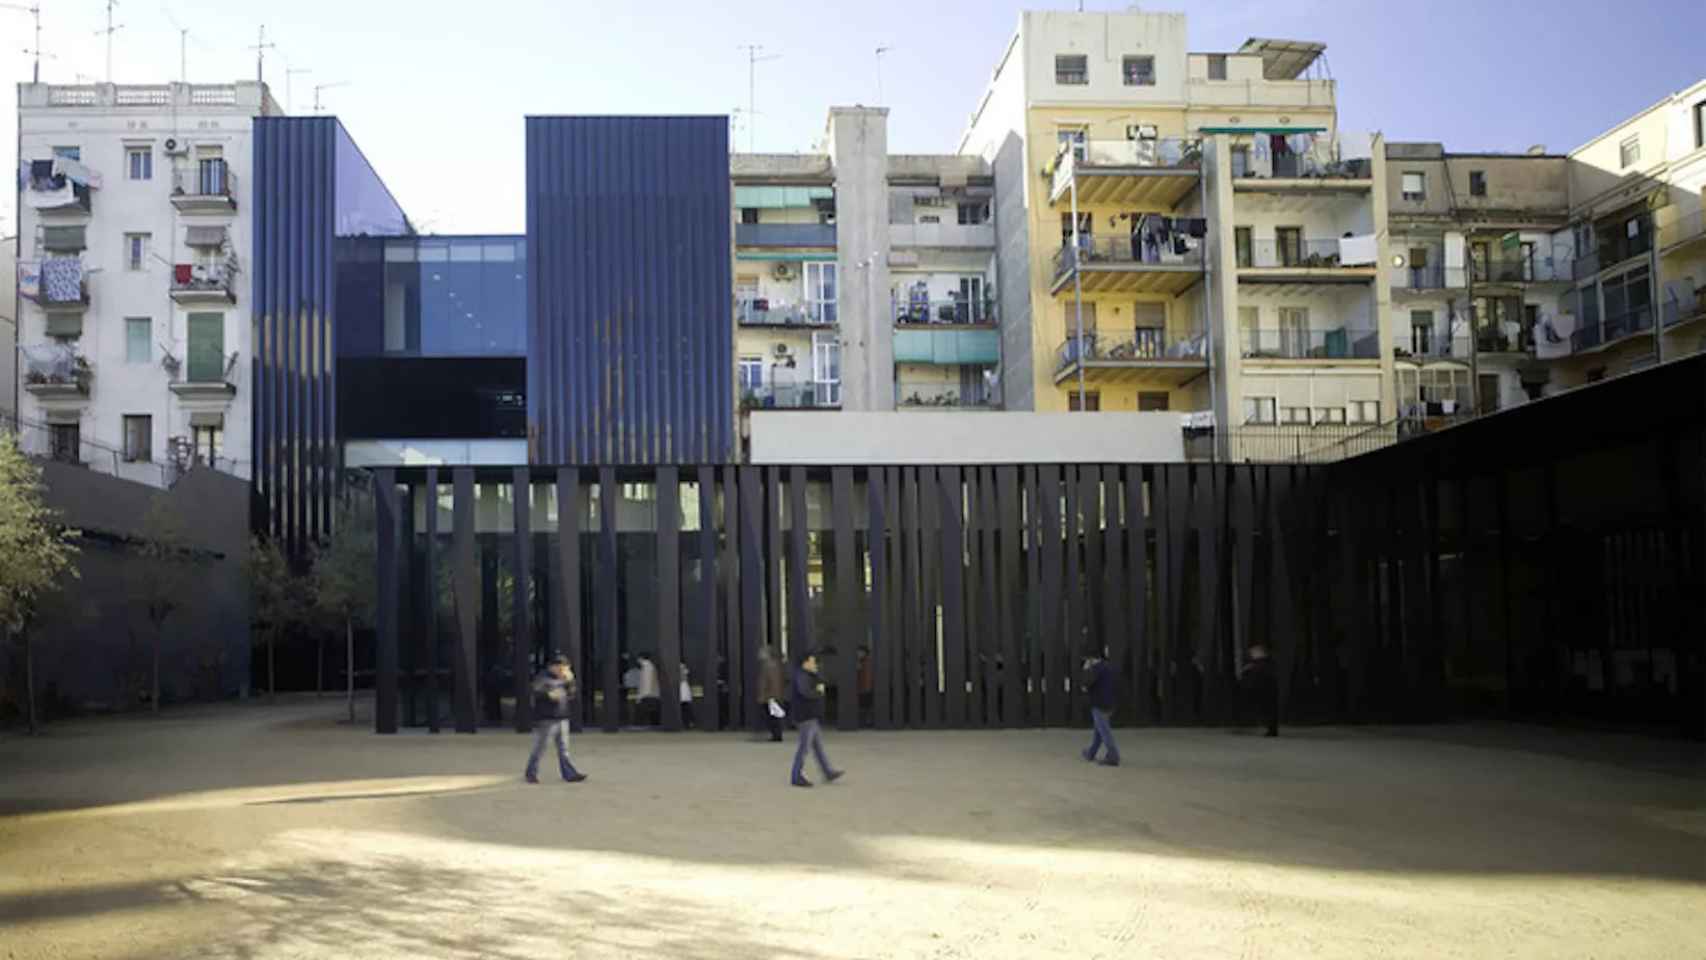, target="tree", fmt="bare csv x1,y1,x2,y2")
311,496,376,725
0,434,80,734
134,502,193,714
247,534,307,703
